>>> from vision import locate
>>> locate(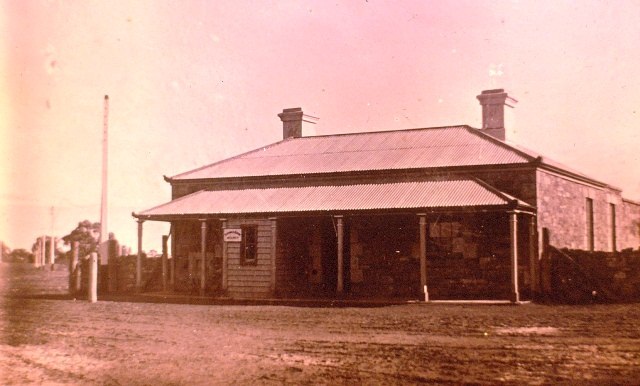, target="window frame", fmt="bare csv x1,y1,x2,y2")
586,198,594,251
427,219,464,259
240,225,258,266
610,203,616,252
